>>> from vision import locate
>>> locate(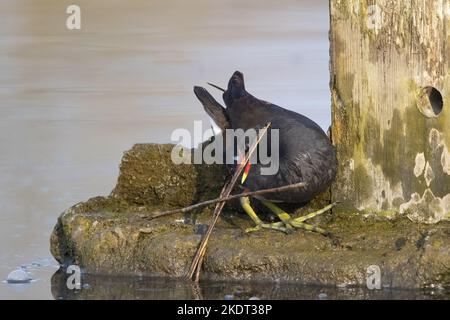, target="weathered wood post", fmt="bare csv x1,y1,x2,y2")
330,0,450,222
